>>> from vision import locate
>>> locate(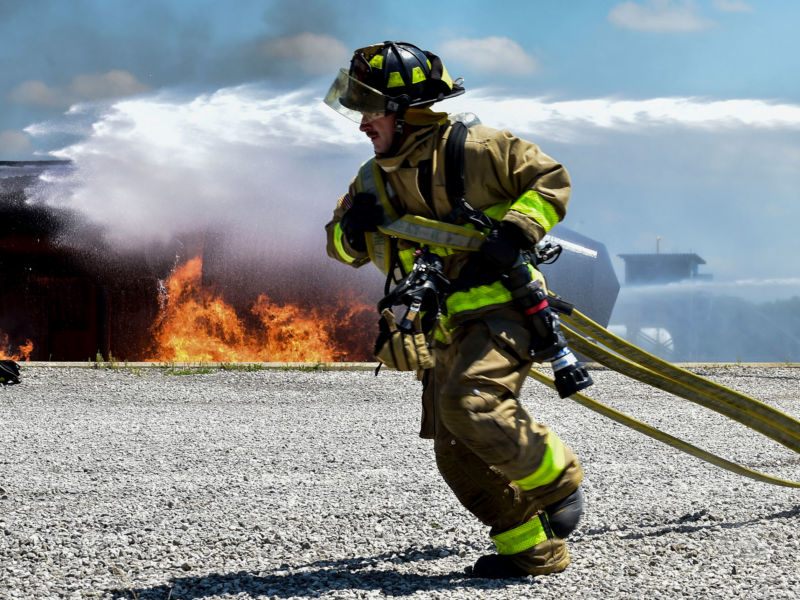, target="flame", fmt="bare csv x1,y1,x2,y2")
0,333,34,362
148,256,374,362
